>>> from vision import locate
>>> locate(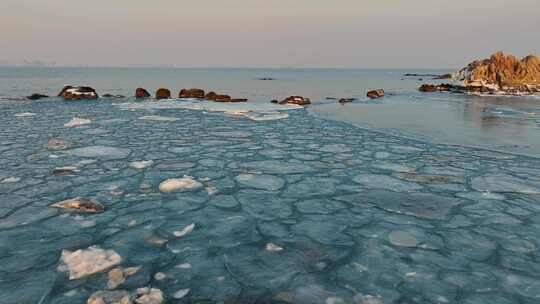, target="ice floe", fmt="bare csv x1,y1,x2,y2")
138,115,179,122
235,173,285,191
64,117,92,127
58,246,122,280
173,223,195,237
471,174,540,194
129,160,154,170
14,112,36,117
69,146,131,159
135,287,164,304
173,289,190,299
